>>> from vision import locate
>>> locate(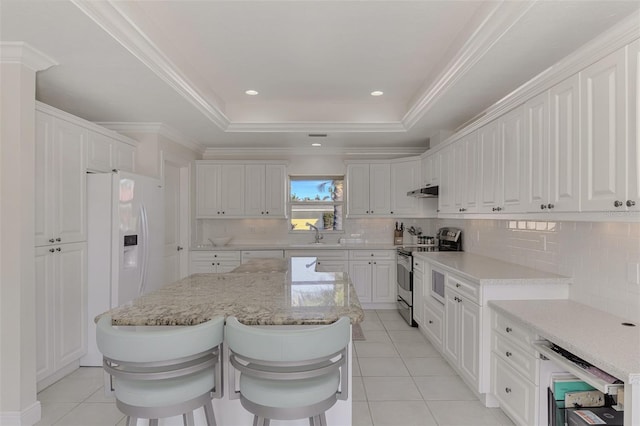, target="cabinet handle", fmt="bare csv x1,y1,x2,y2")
177,246,184,251
547,203,554,209
266,211,269,214
428,320,433,324
505,327,512,333
49,248,55,253
614,200,624,207
540,204,547,210
55,247,61,252
217,211,221,214
505,387,512,394
56,238,61,242
366,210,369,214
373,261,377,265
368,262,371,265
506,351,512,357
455,283,460,288
261,212,264,215
390,211,394,214
212,263,215,266
371,210,374,213
627,200,636,207
49,238,55,243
